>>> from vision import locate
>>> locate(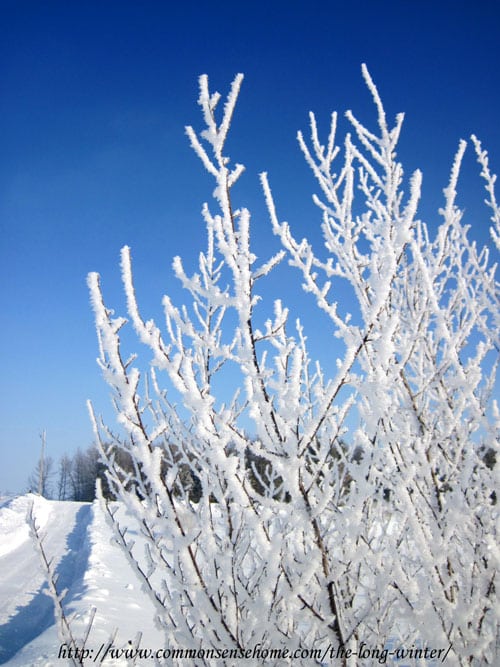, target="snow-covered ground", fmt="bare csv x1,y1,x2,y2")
0,494,162,666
